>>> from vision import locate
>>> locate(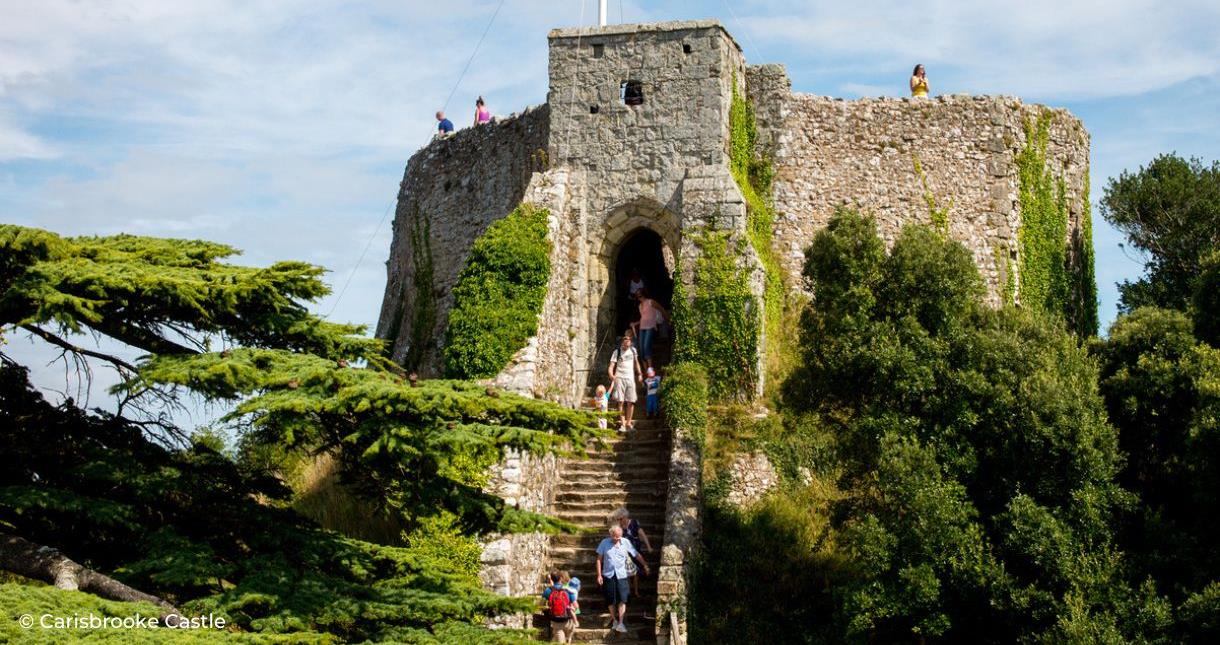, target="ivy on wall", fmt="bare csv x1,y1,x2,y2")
727,78,793,393
912,153,952,234
404,205,436,372
672,228,760,400
1015,113,1098,337
442,204,551,378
